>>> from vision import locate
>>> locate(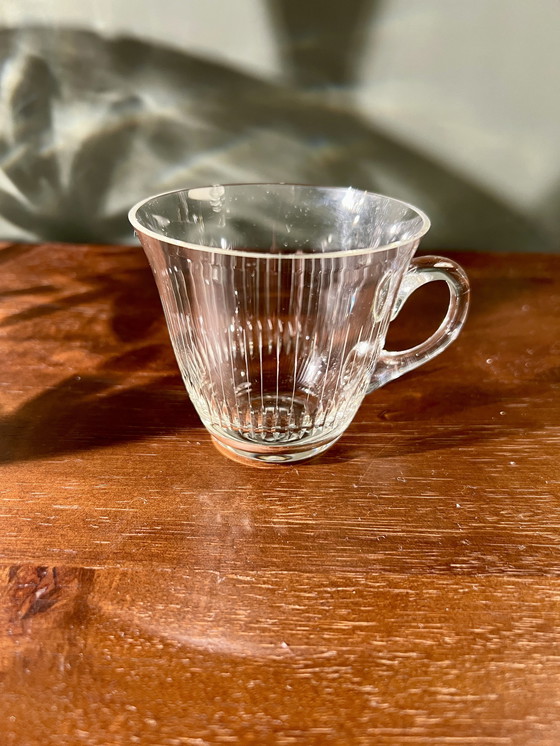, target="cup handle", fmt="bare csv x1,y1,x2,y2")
368,255,470,393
